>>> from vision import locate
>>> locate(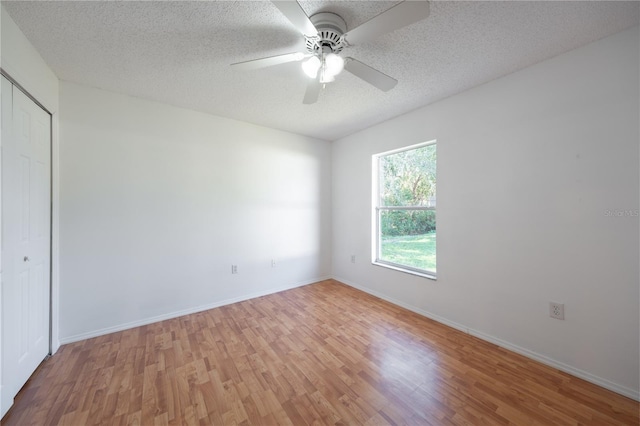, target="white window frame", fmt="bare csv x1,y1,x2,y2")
372,140,436,280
